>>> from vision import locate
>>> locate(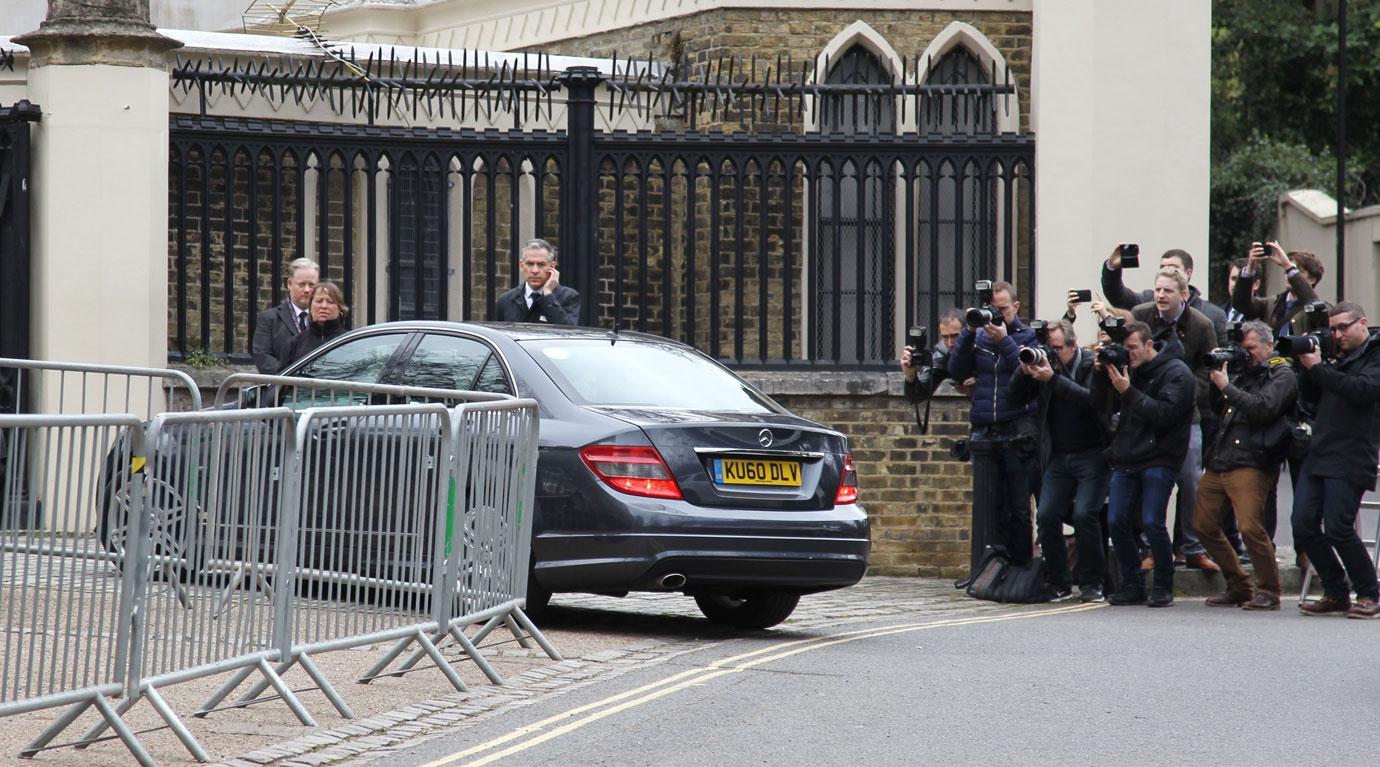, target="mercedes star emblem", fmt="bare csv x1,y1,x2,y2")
758,429,773,448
